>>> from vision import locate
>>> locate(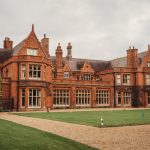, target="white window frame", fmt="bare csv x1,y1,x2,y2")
96,90,109,106
53,89,70,107
27,48,37,56
29,64,41,80
117,92,121,106
76,90,91,106
116,74,121,85
21,64,26,79
64,72,69,79
123,74,130,85
21,89,25,108
123,92,131,106
146,74,150,85
28,89,41,108
83,74,91,80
